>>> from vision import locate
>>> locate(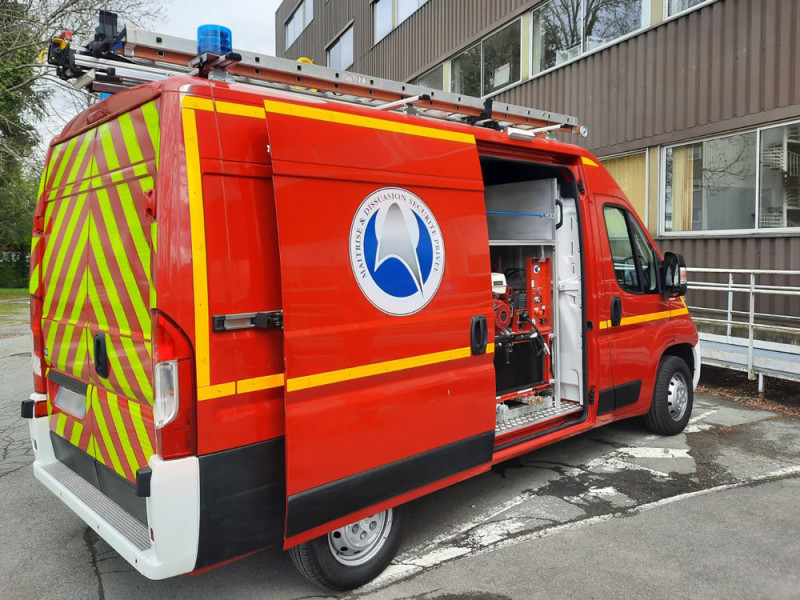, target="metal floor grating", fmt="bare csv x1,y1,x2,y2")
495,401,582,433
42,462,151,550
